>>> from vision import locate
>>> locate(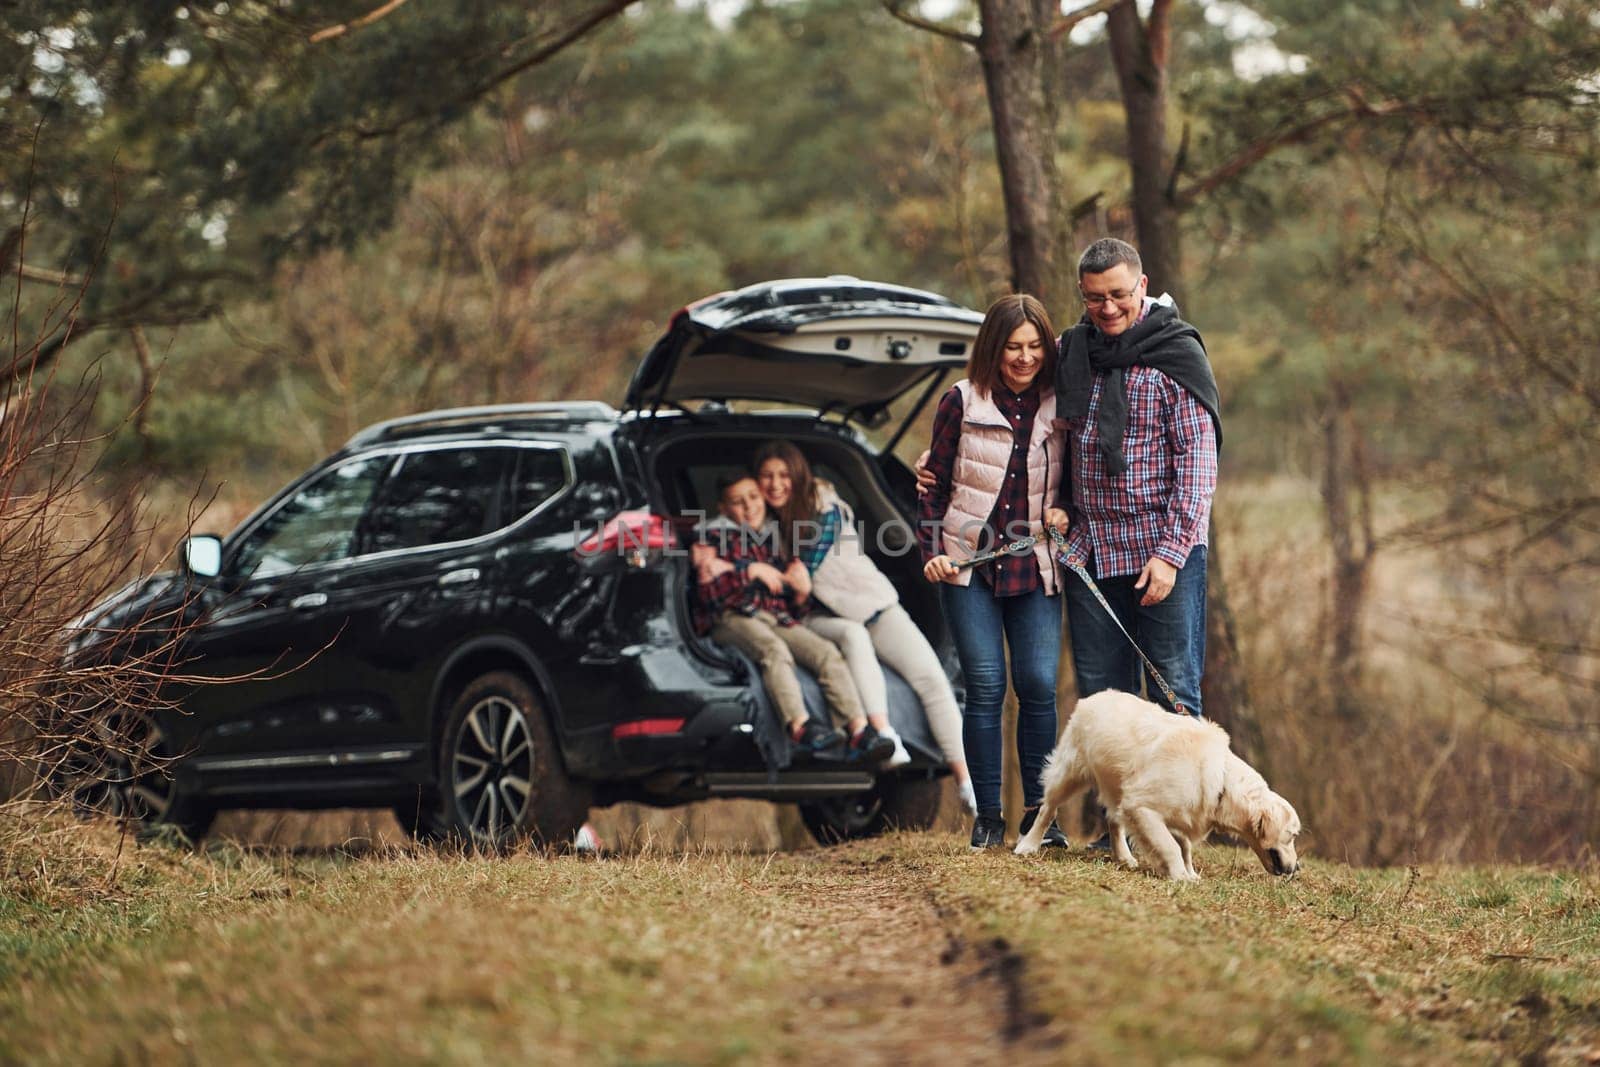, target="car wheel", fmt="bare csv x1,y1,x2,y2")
798,773,943,845
44,704,215,843
409,671,588,850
